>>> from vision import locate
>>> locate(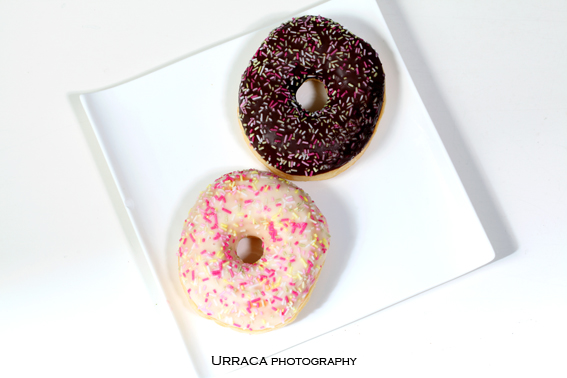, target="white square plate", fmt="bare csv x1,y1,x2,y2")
80,0,494,376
